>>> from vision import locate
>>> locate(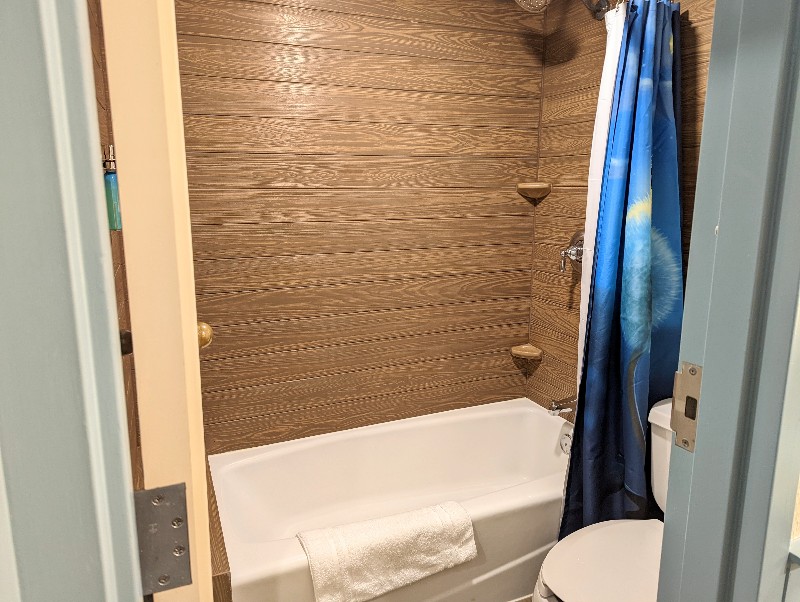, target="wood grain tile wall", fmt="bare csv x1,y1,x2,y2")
86,0,144,490
174,1,716,597
174,0,545,456
527,0,717,410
